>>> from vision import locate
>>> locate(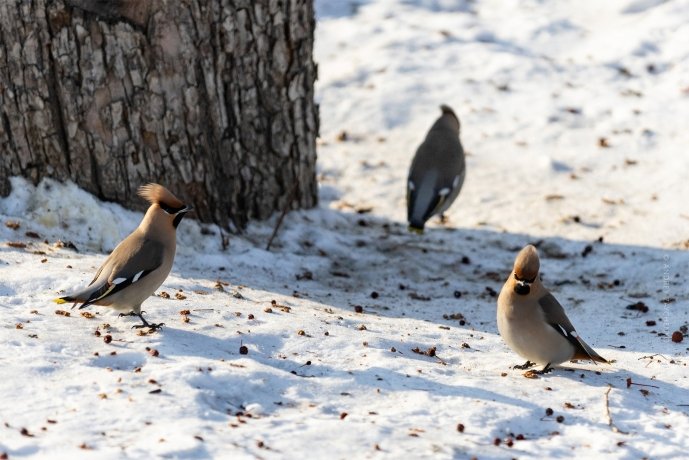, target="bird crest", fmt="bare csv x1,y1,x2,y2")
138,183,185,209
514,245,540,281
